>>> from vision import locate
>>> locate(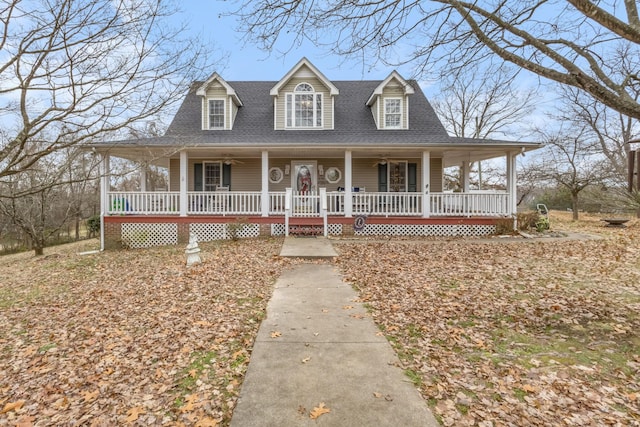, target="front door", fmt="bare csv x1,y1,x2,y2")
291,161,317,193
291,160,318,215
